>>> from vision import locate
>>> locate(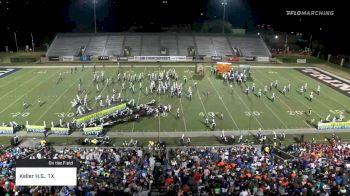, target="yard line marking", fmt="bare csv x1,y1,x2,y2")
61,69,98,123
206,76,251,129
91,70,114,109
179,96,188,132
260,99,289,129
255,69,312,128
158,68,161,134
0,74,41,100
291,70,350,112
266,69,323,119
188,71,239,130
0,72,57,115
0,70,32,88
33,71,90,125
132,67,147,133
